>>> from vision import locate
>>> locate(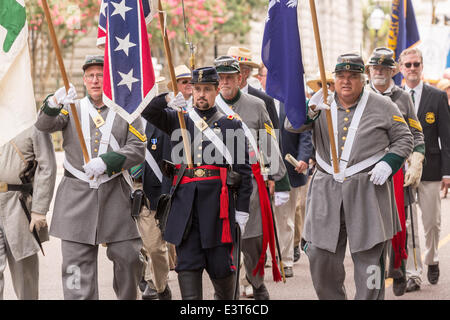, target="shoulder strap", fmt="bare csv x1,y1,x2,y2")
215,95,260,161
9,141,27,166
188,109,234,166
